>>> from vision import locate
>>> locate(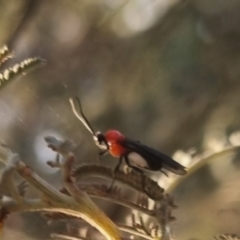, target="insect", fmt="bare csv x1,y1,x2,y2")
69,98,187,193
